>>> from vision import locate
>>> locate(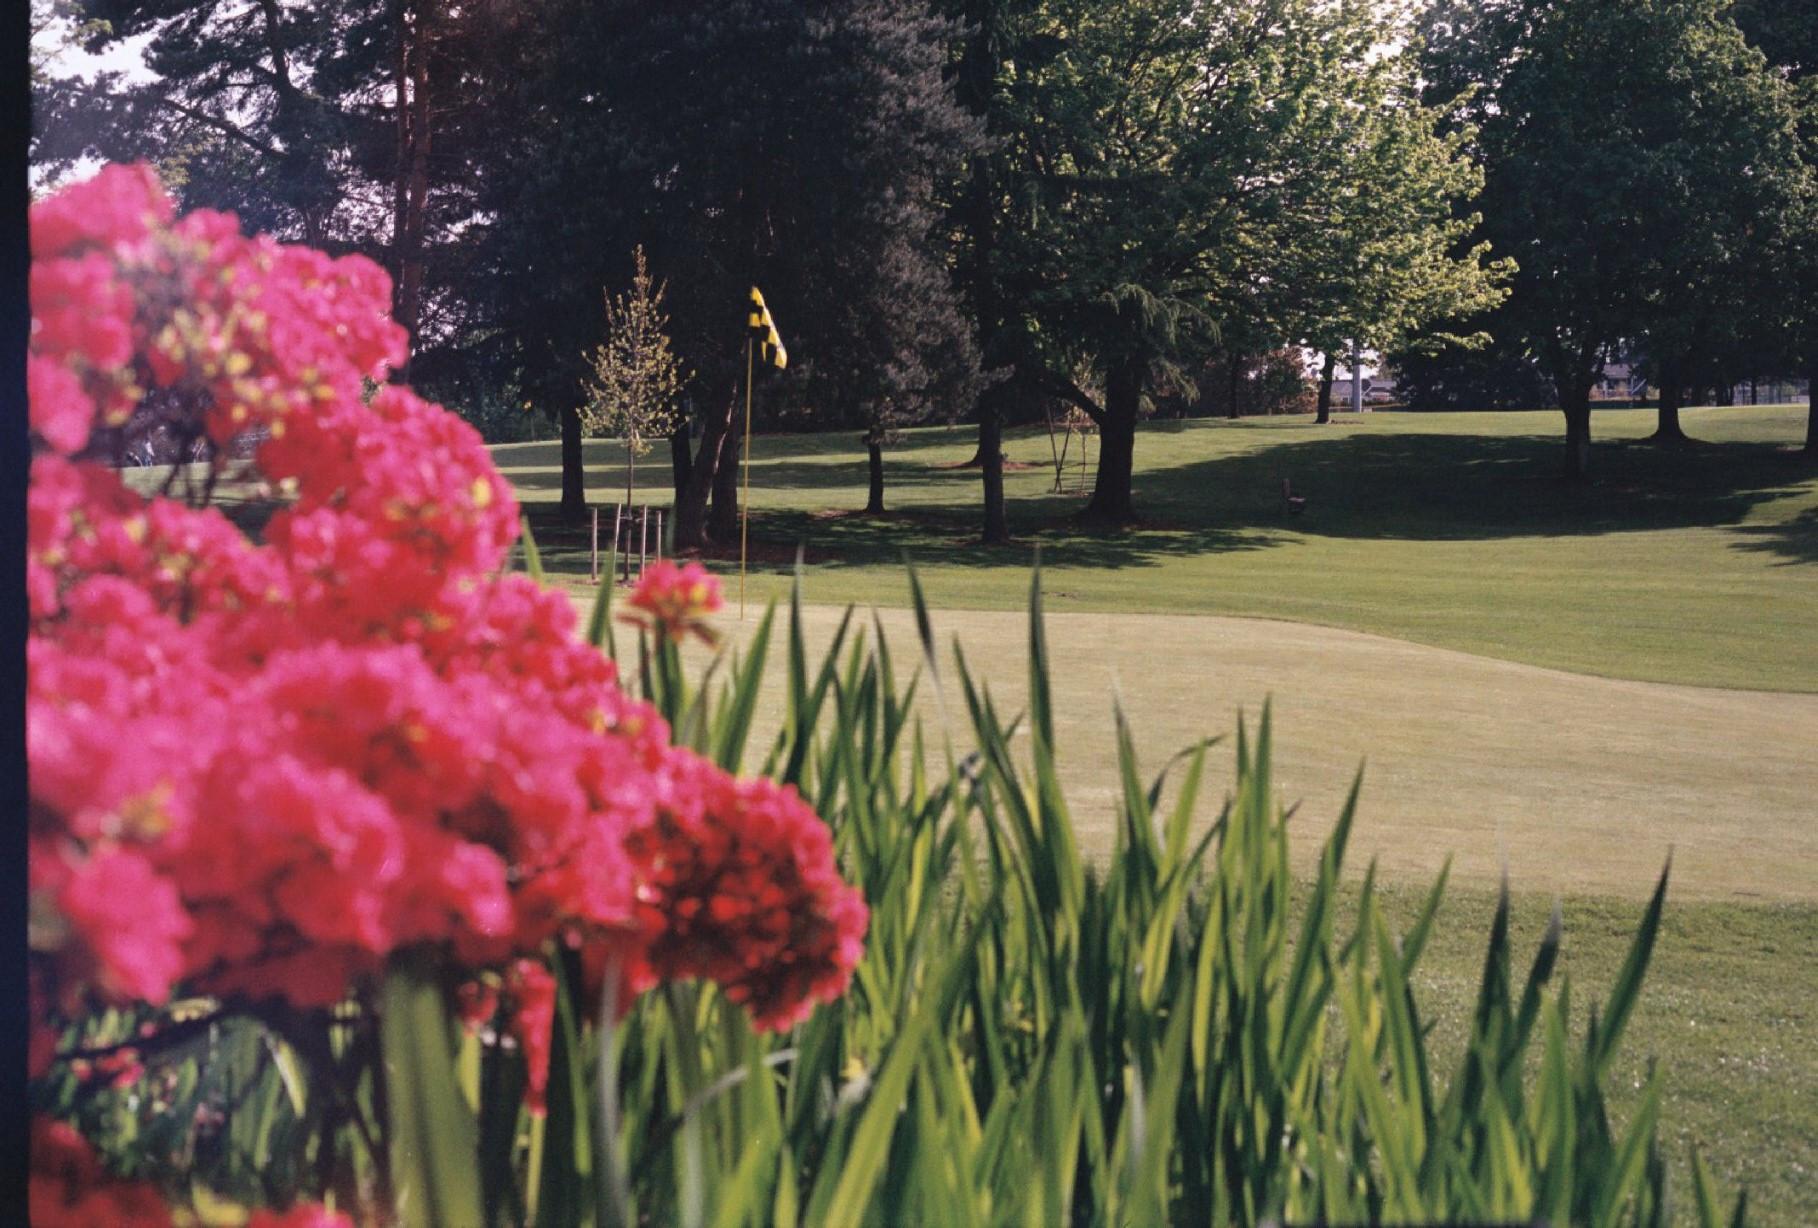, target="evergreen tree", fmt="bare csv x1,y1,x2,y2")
35,0,531,387
481,0,982,539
